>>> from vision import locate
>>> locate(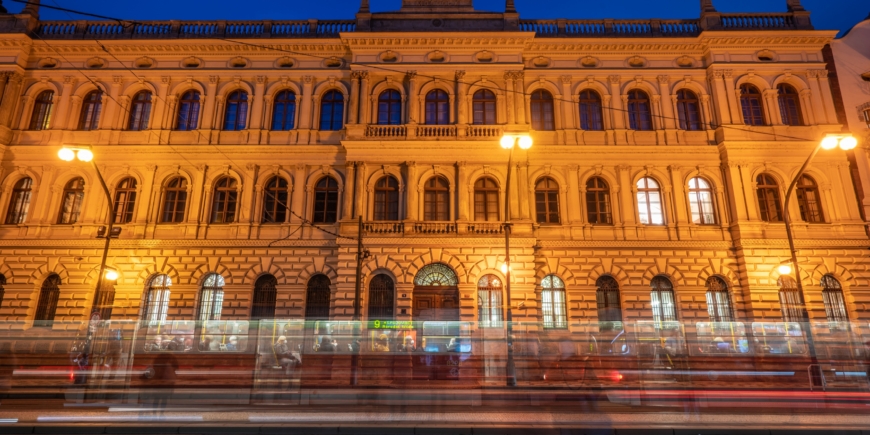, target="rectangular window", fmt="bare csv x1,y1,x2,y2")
542,289,567,329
